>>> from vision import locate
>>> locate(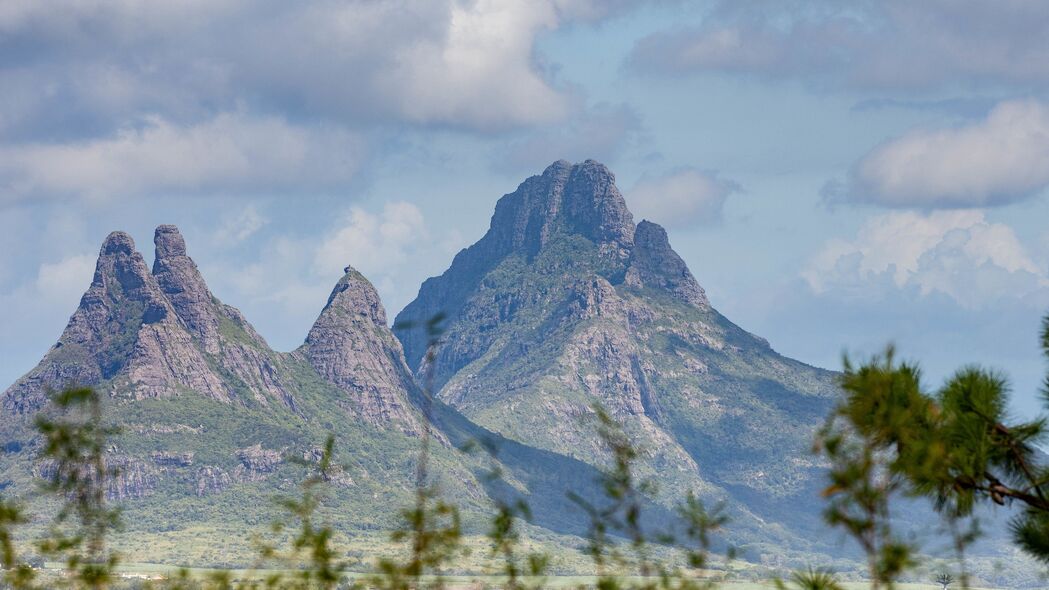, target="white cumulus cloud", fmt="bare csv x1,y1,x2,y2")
0,0,643,136
804,210,1049,308
35,254,97,302
313,202,428,278
827,100,1049,208
628,1,1049,92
